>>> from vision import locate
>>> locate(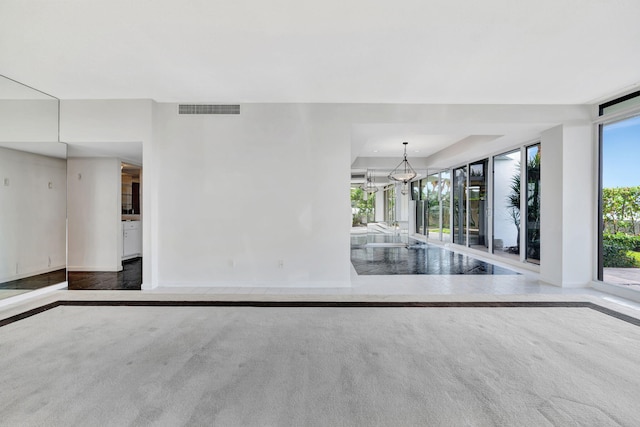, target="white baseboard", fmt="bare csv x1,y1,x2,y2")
67,266,123,272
